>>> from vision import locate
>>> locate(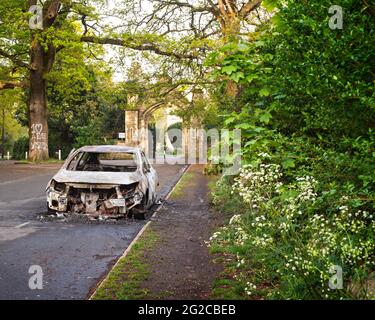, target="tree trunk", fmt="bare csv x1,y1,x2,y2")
215,0,263,98
28,37,49,161
27,1,60,162
1,108,5,158
222,17,241,98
